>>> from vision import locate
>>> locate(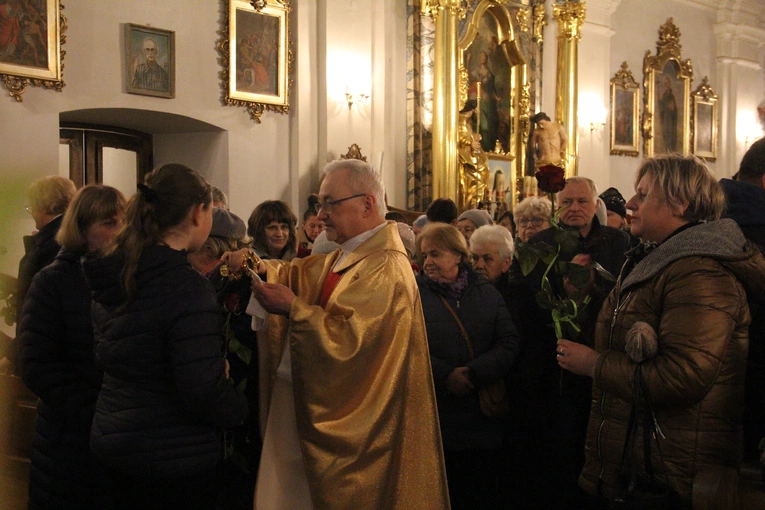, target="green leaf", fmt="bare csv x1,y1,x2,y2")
237,344,253,365
228,337,241,354
535,289,552,309
590,261,616,282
